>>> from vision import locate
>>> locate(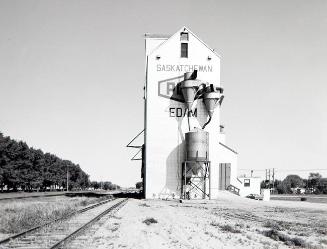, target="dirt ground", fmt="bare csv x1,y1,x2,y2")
88,192,327,249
